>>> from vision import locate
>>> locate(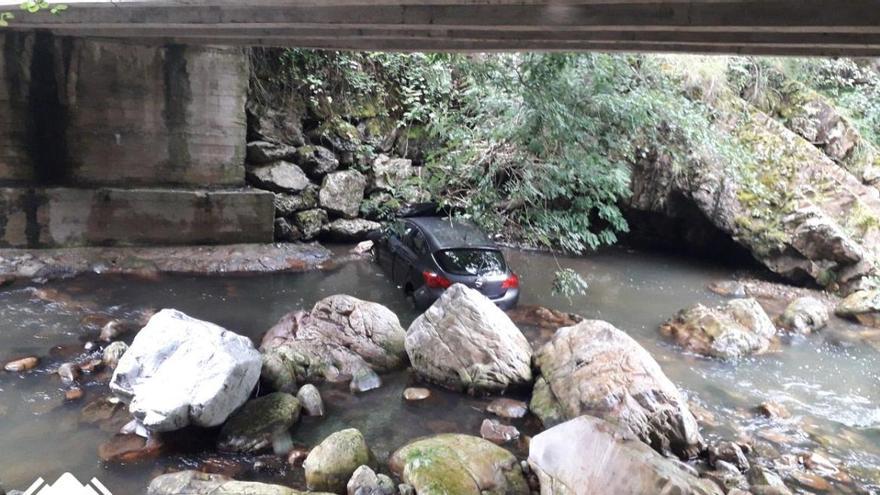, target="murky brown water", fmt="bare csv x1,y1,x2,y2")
0,246,878,493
